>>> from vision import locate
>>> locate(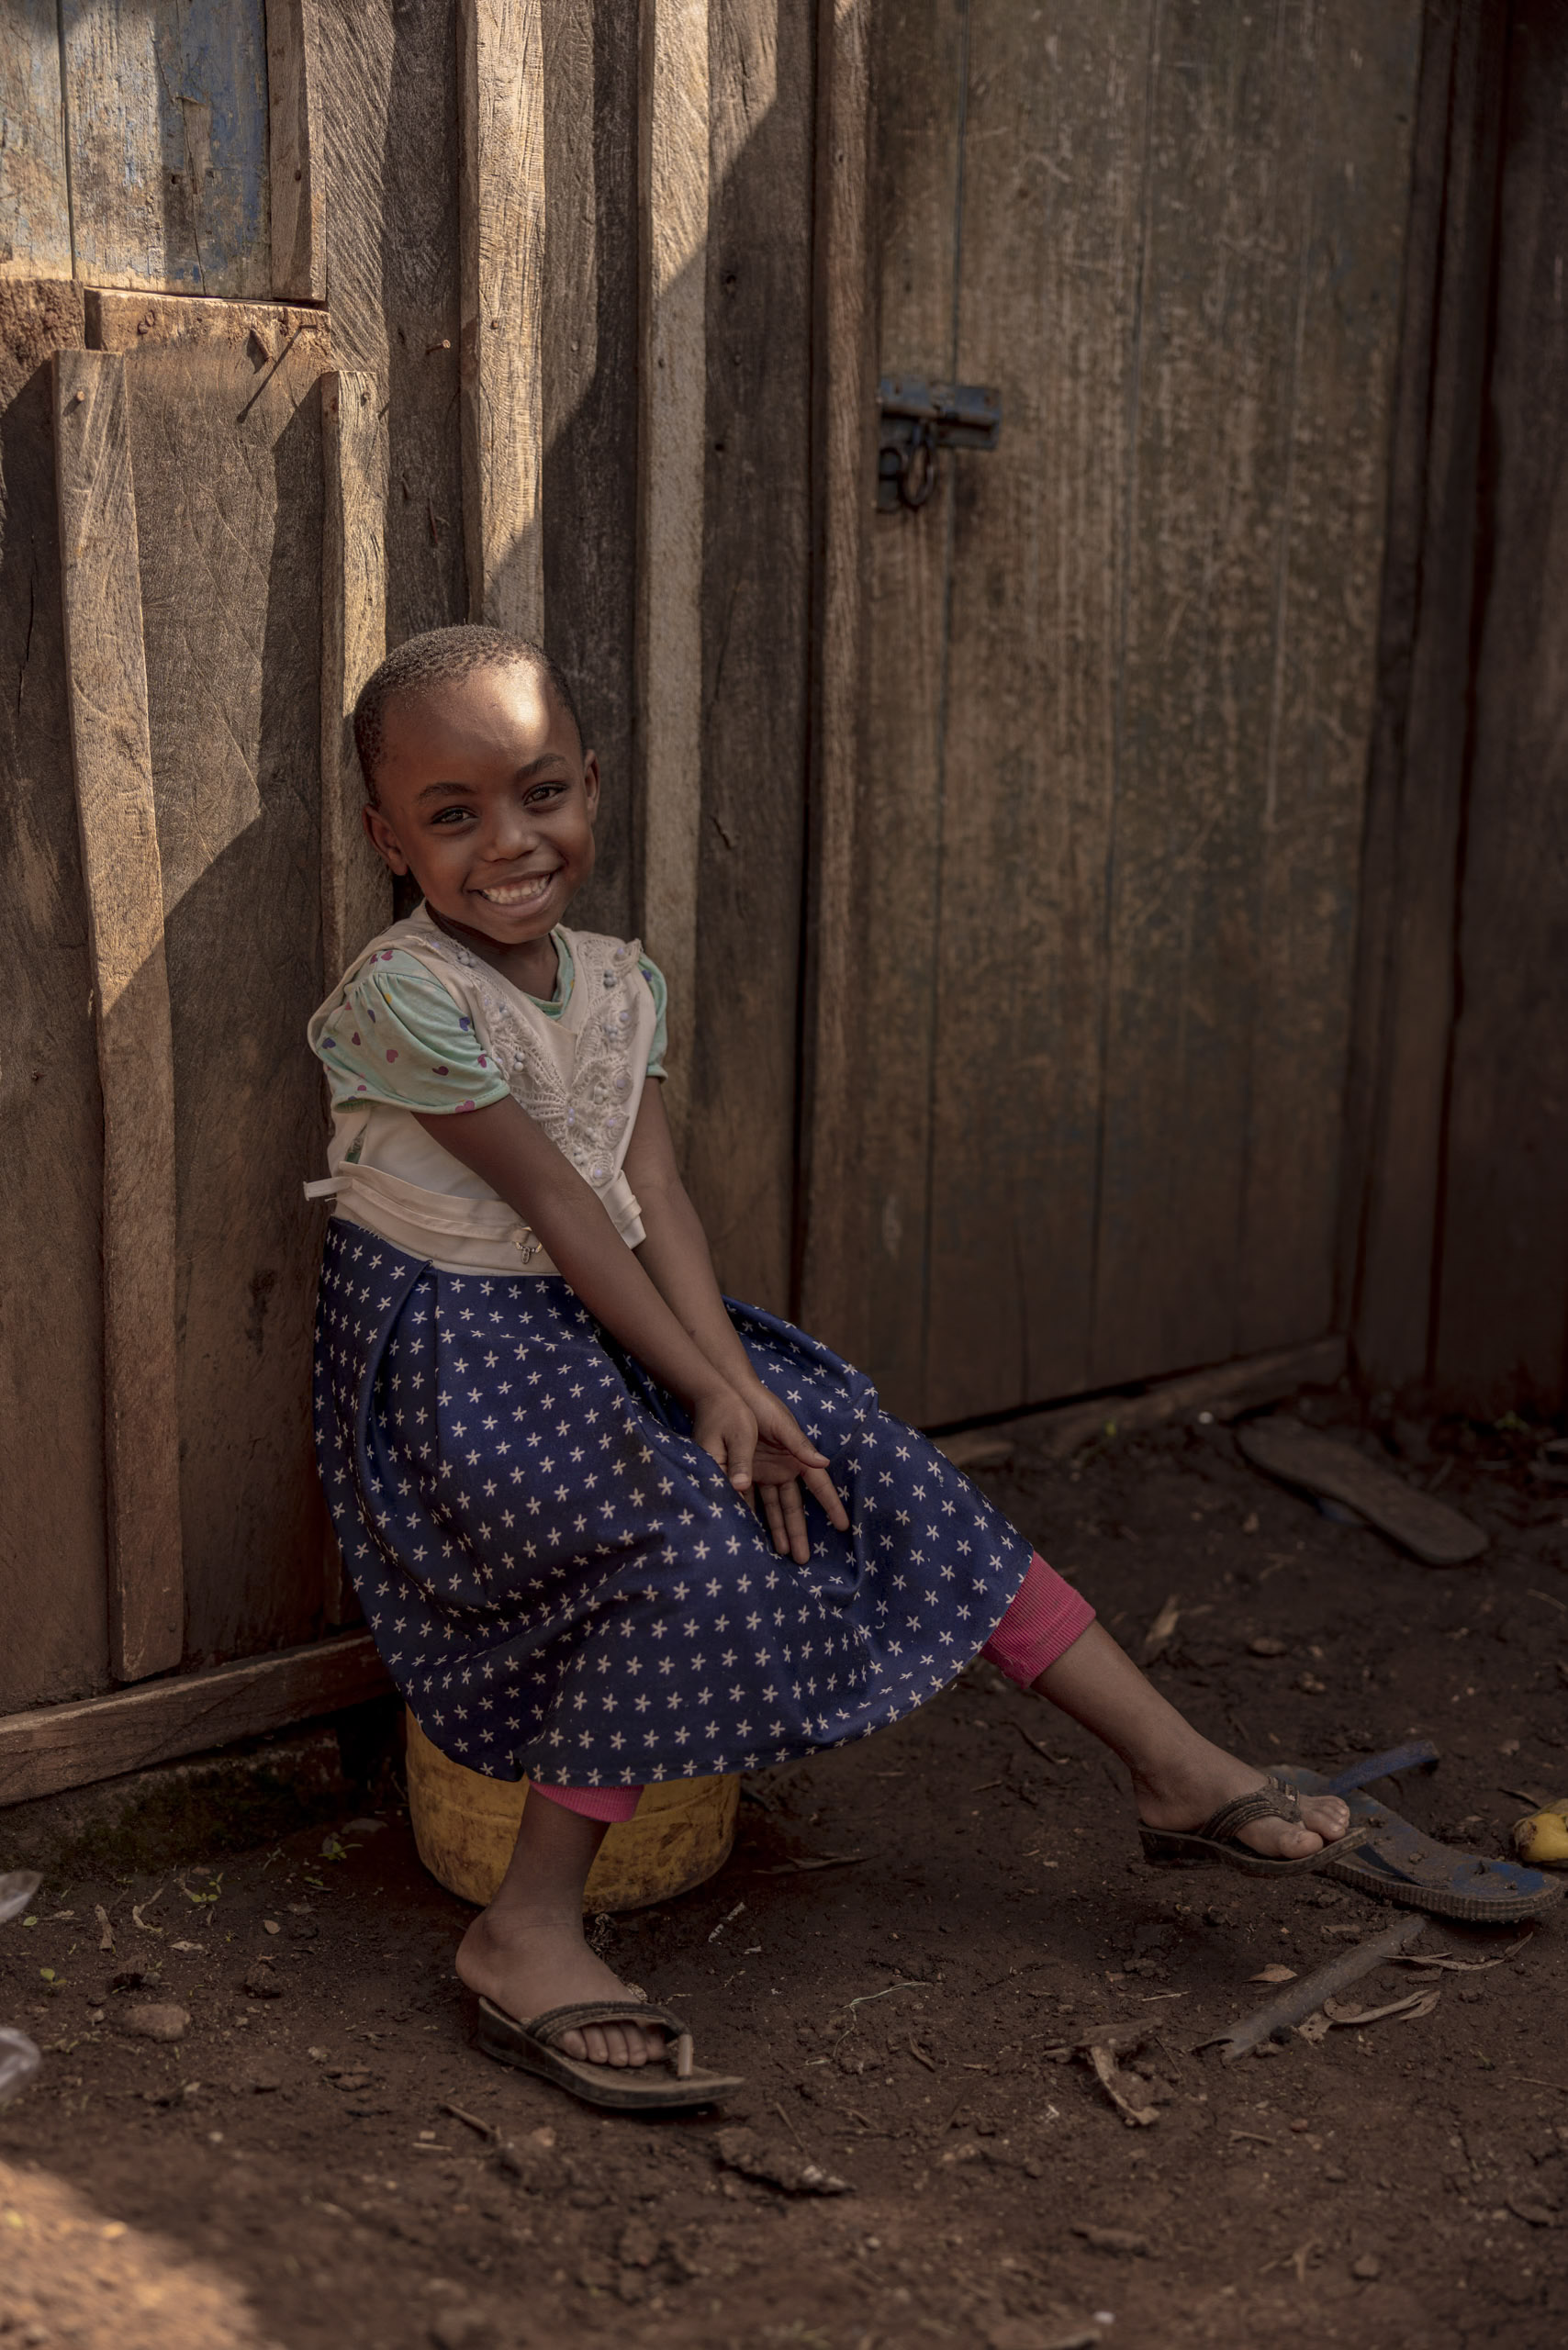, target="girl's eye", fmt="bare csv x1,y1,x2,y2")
429,804,476,826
